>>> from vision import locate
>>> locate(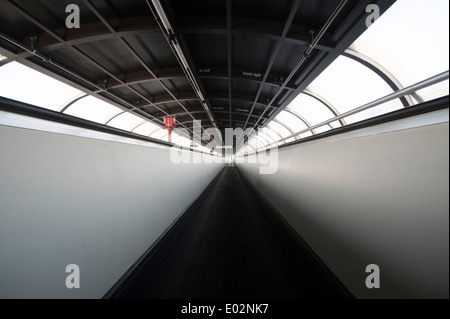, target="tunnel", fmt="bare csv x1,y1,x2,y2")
0,0,448,303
